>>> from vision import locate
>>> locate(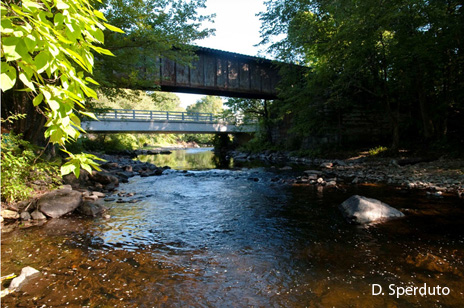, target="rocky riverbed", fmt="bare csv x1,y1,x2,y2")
229,150,464,198
0,152,169,229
